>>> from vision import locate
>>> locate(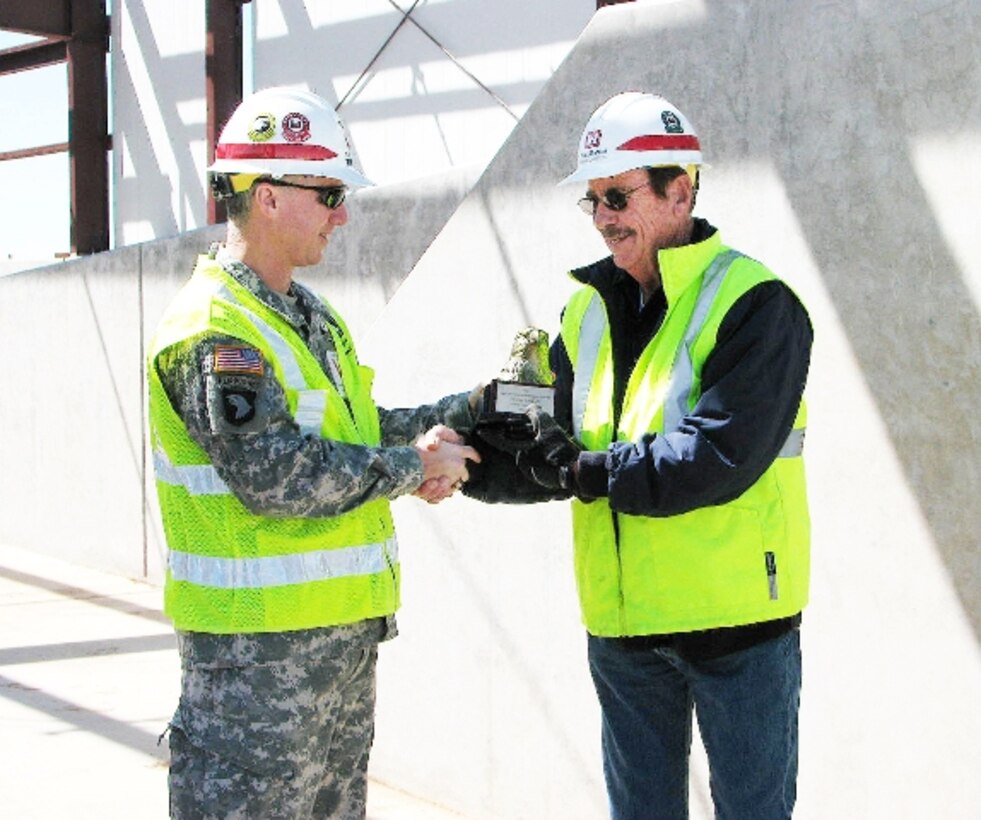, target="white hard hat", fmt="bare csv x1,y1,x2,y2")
208,87,374,188
560,92,703,185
